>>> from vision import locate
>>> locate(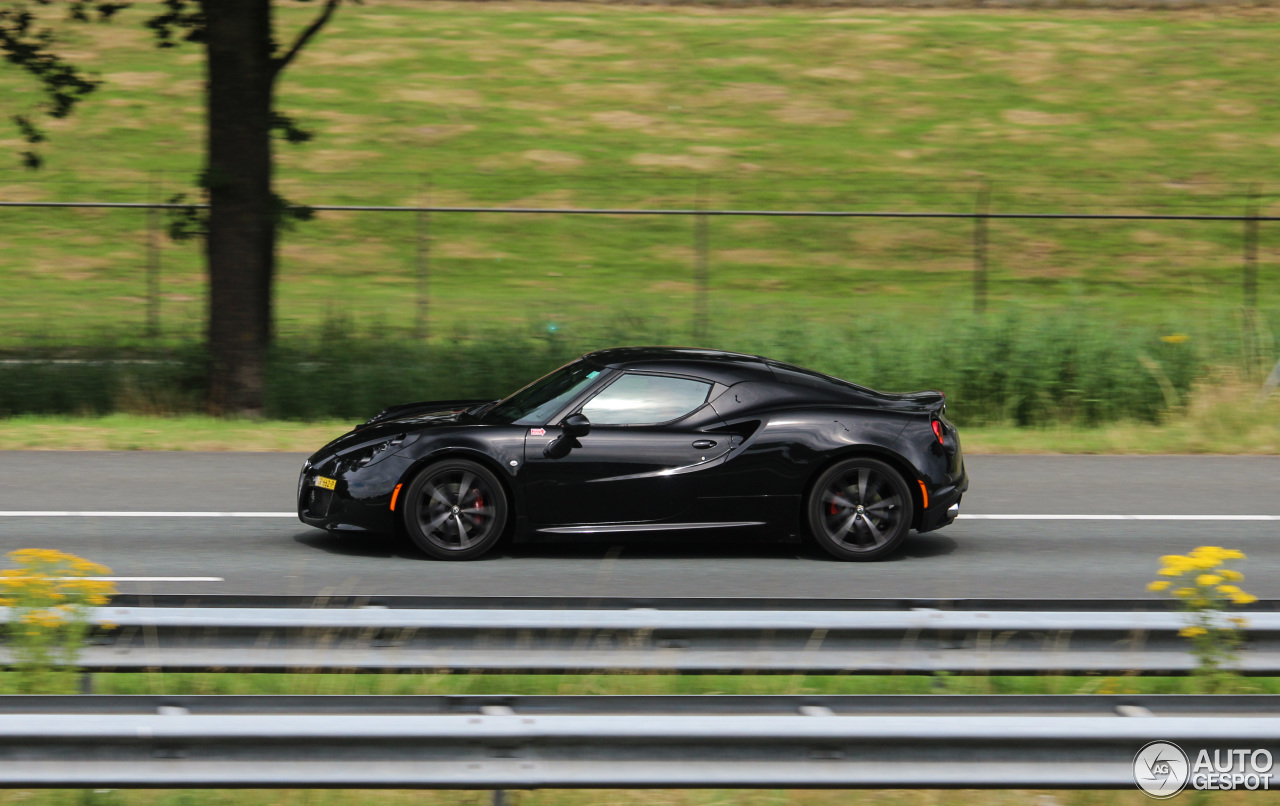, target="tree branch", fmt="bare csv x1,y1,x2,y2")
271,0,338,81
0,1,112,167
